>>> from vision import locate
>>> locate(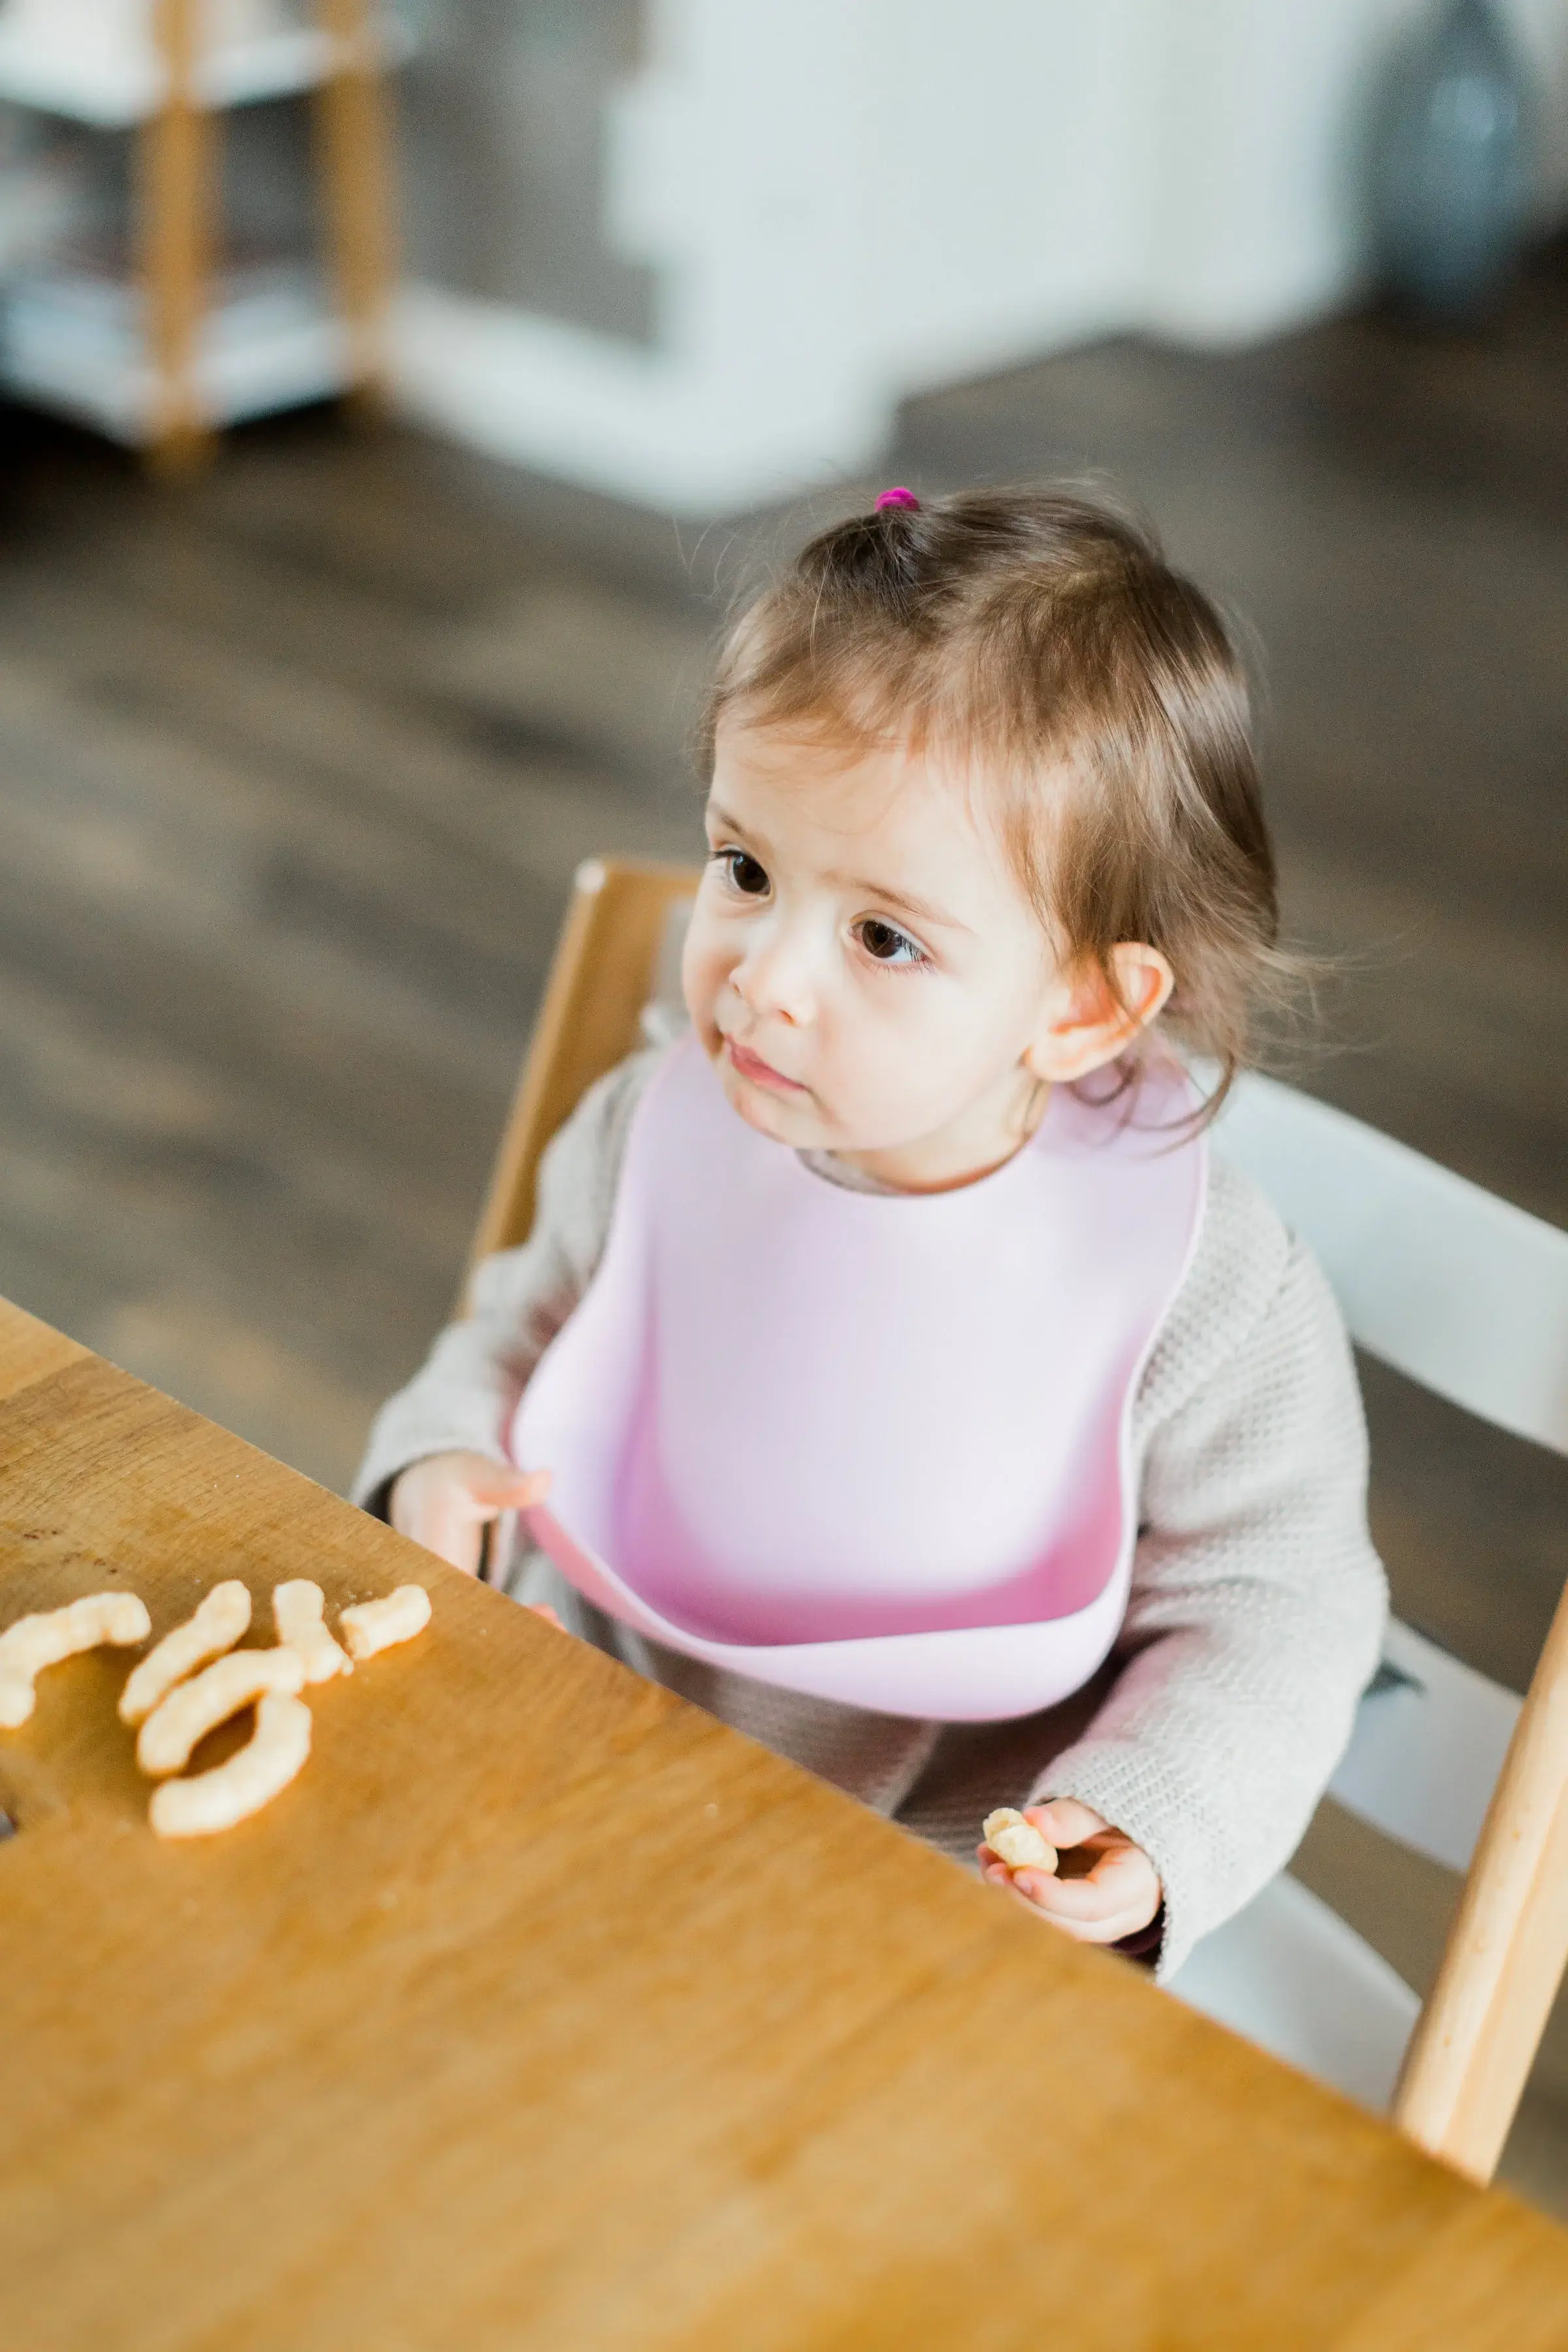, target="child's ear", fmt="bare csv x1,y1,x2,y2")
1024,944,1175,1085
